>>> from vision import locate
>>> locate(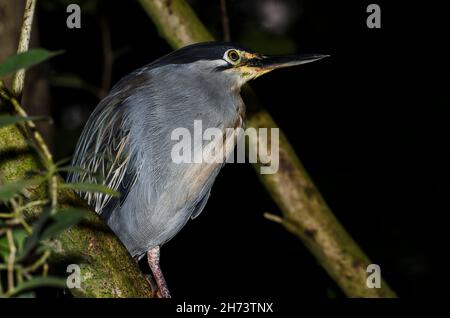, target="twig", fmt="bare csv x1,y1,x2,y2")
42,263,48,276
6,229,17,292
263,212,283,224
13,199,49,233
16,199,49,213
16,267,24,285
18,218,32,235
12,0,37,98
220,0,231,41
24,250,51,273
0,267,3,294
